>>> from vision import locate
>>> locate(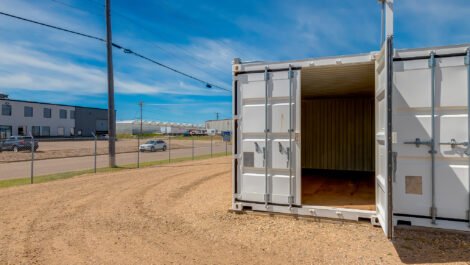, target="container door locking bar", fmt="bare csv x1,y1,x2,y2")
287,64,294,208
429,52,438,224
466,48,470,226
264,66,270,208
404,138,433,148
439,139,469,150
